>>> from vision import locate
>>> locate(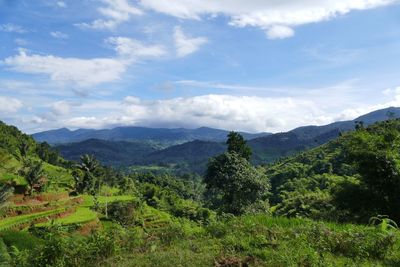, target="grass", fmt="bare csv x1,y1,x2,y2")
0,208,66,231
36,207,98,226
81,195,135,207
42,162,74,189
106,214,400,267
